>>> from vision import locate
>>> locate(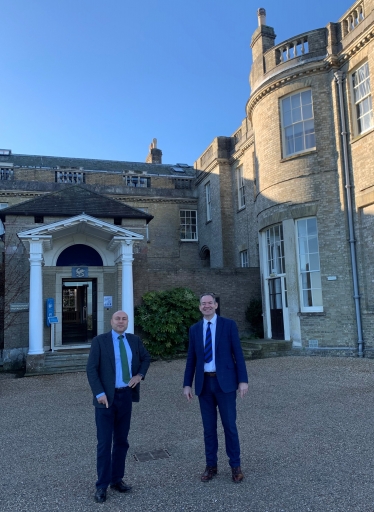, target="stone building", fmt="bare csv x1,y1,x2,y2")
0,143,260,371
195,0,374,356
1,0,373,371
